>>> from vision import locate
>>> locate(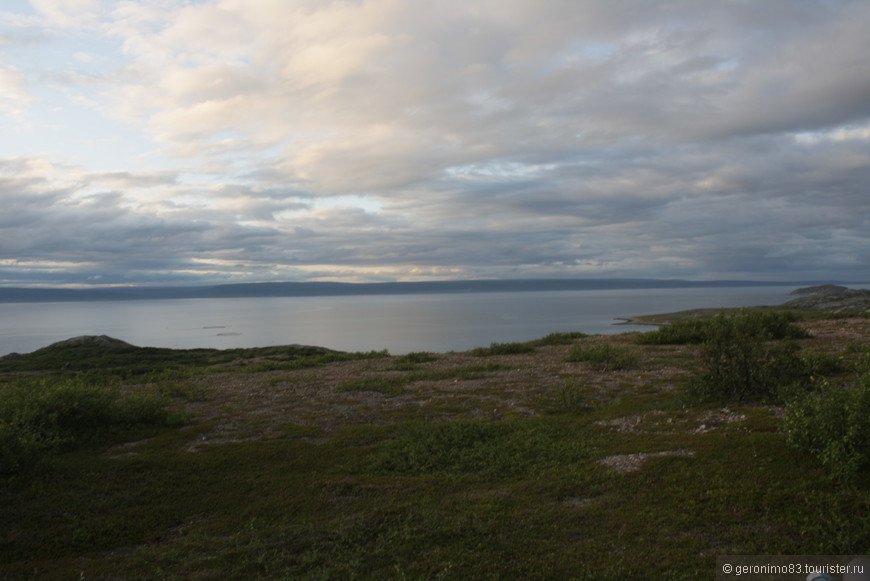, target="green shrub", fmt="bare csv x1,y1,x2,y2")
529,332,588,346
636,318,711,345
418,363,505,381
688,314,807,404
391,352,438,370
400,351,438,364
0,422,45,476
848,344,870,373
556,379,588,413
337,376,409,394
0,377,172,475
241,349,391,372
565,342,641,371
471,341,536,357
468,333,588,356
637,309,810,346
800,350,848,378
782,375,870,478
